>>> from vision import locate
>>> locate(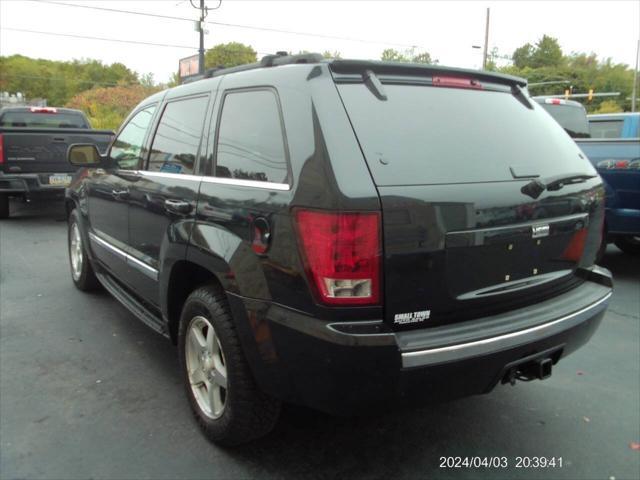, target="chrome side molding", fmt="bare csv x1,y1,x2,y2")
89,232,159,281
